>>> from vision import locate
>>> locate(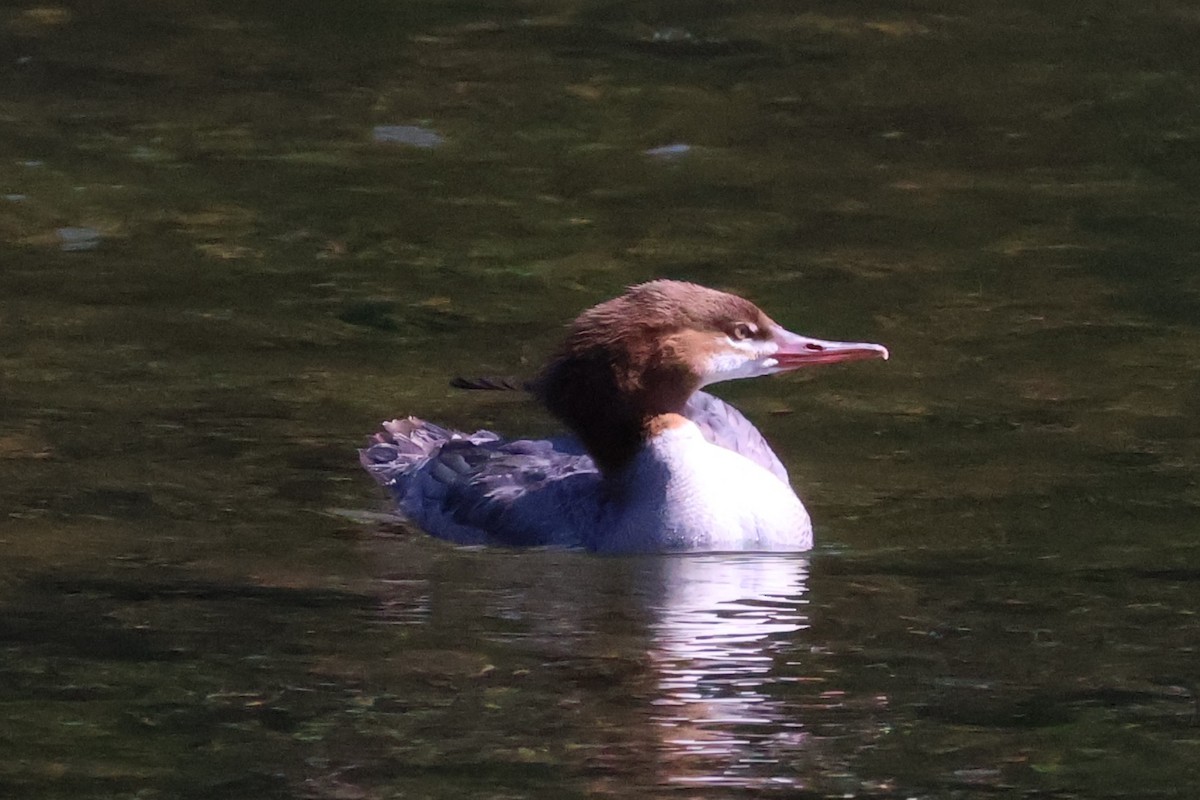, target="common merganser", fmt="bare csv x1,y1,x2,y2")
360,280,888,553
